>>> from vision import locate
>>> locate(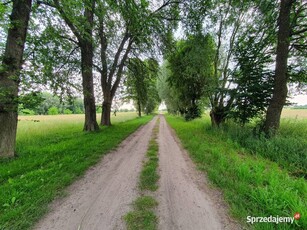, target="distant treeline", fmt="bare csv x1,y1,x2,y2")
286,105,307,109
18,92,85,115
